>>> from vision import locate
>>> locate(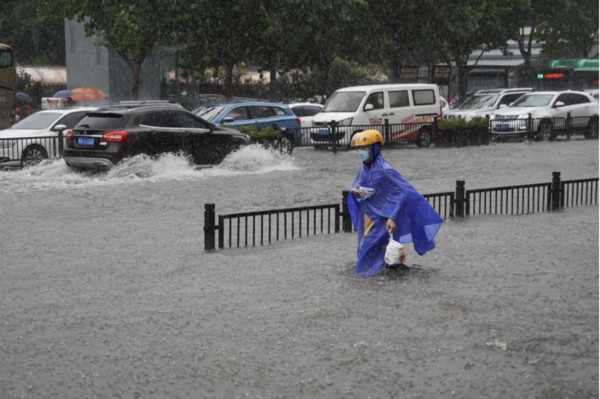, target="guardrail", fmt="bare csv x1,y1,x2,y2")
1,115,597,168
294,114,598,150
0,132,64,167
204,203,341,250
204,172,598,251
490,114,597,140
